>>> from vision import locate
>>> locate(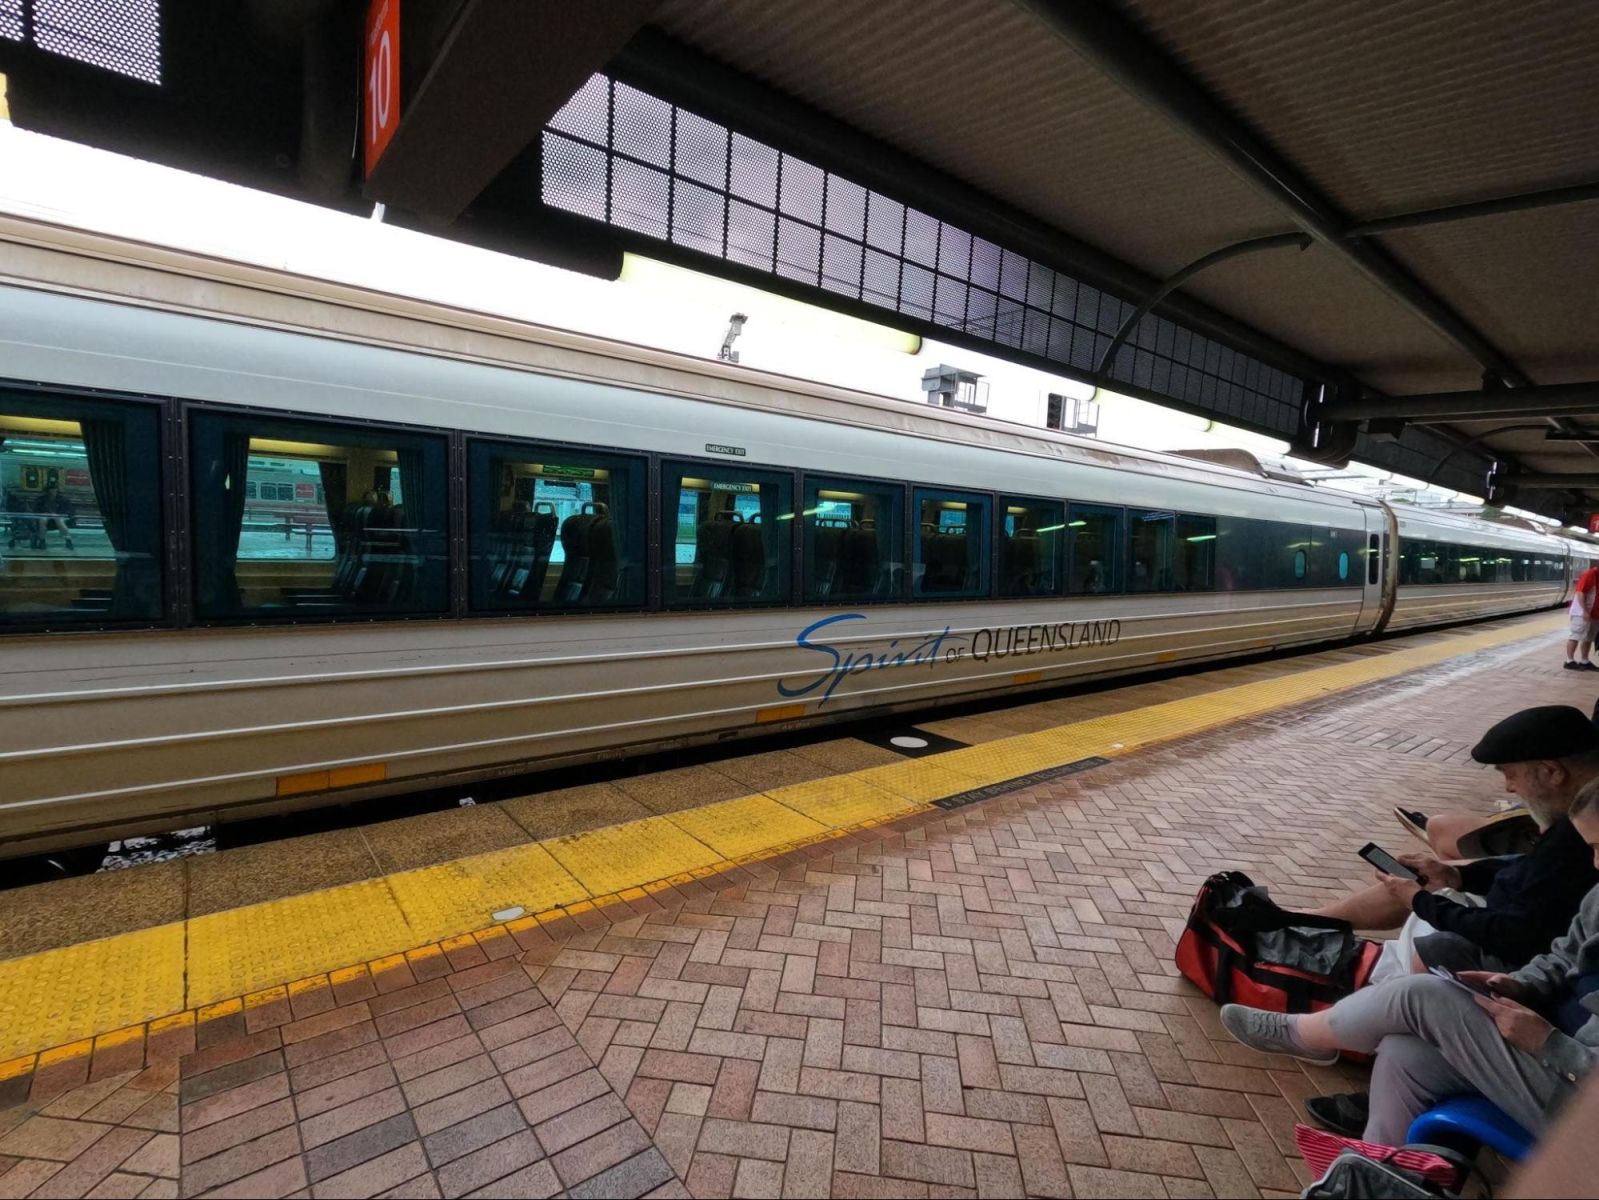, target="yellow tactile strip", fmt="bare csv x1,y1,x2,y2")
0,615,1558,1064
